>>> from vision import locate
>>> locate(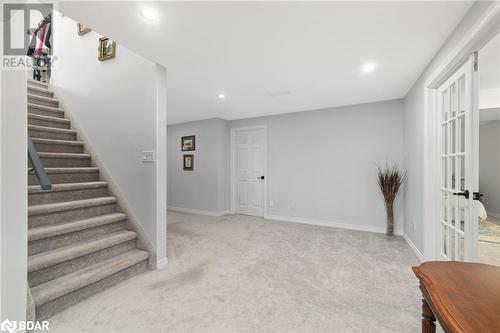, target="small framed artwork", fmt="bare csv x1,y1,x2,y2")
181,135,195,151
77,23,91,36
183,154,194,171
98,37,116,61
